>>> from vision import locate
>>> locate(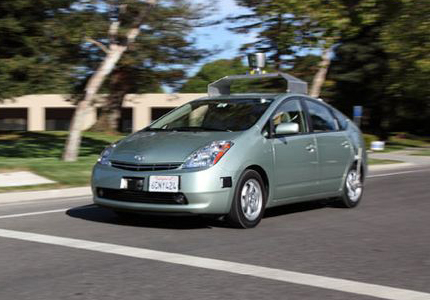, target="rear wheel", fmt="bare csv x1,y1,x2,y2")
337,166,363,208
226,170,267,228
